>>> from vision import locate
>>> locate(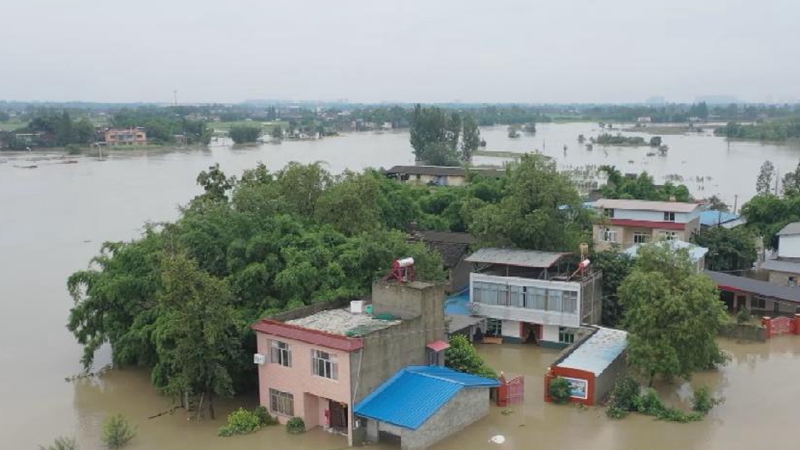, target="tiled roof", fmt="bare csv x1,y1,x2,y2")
778,222,800,236
706,270,800,303
556,328,628,376
592,198,701,213
354,366,499,430
760,258,800,275
465,248,570,268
